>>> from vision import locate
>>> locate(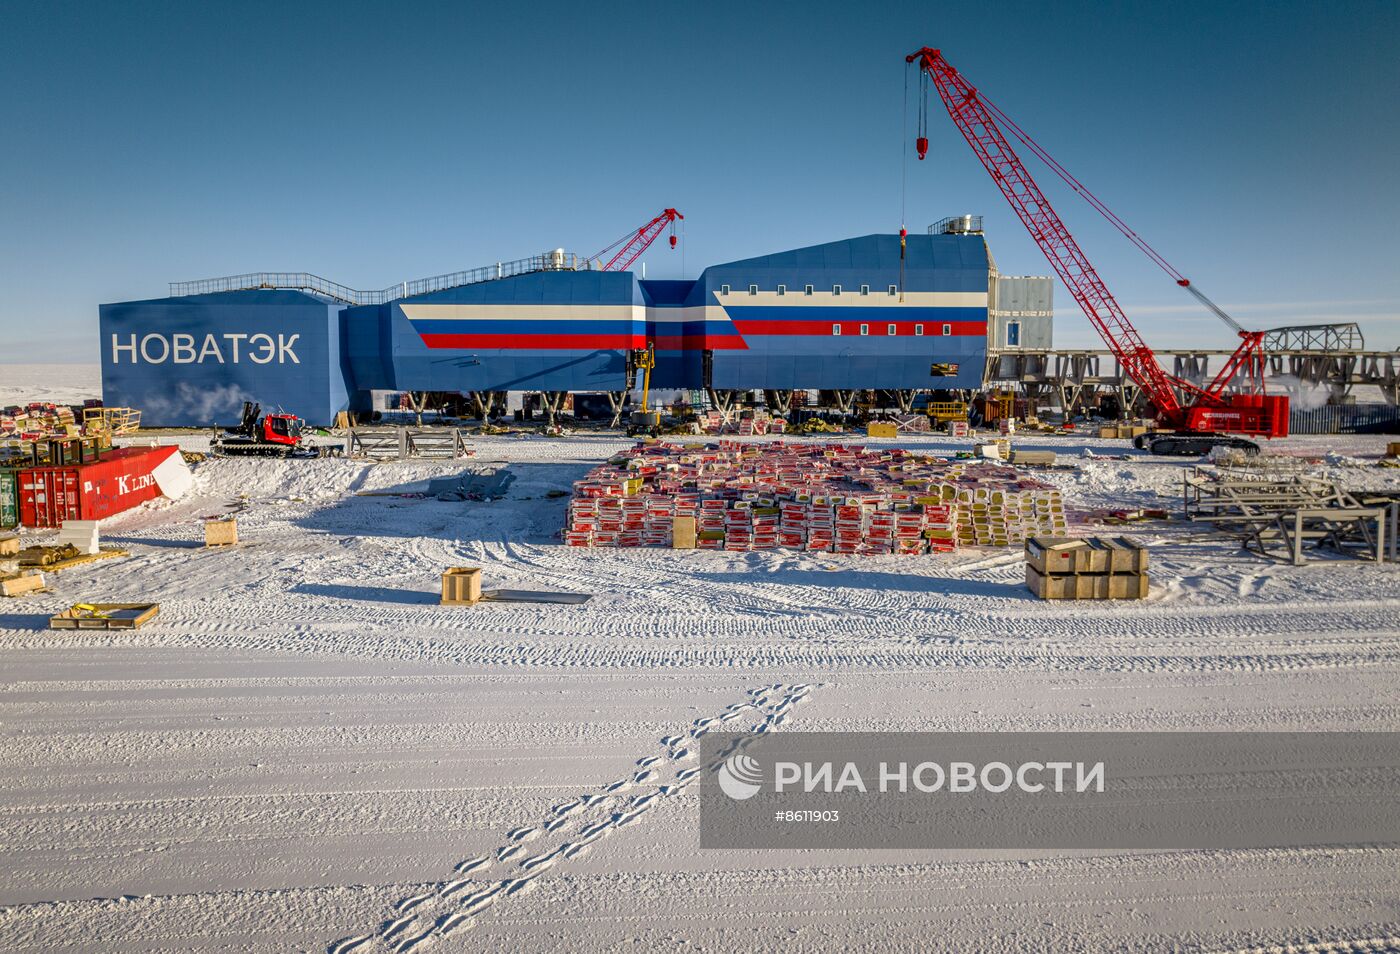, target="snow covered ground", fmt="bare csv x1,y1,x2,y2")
0,364,101,408
3,429,1400,952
